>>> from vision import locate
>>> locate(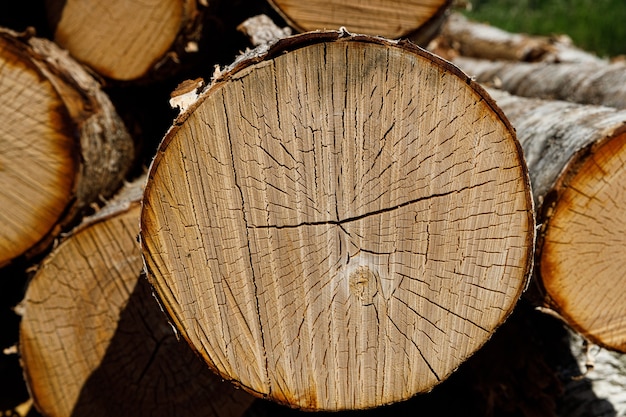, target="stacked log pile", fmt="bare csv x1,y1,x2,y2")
1,2,625,417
